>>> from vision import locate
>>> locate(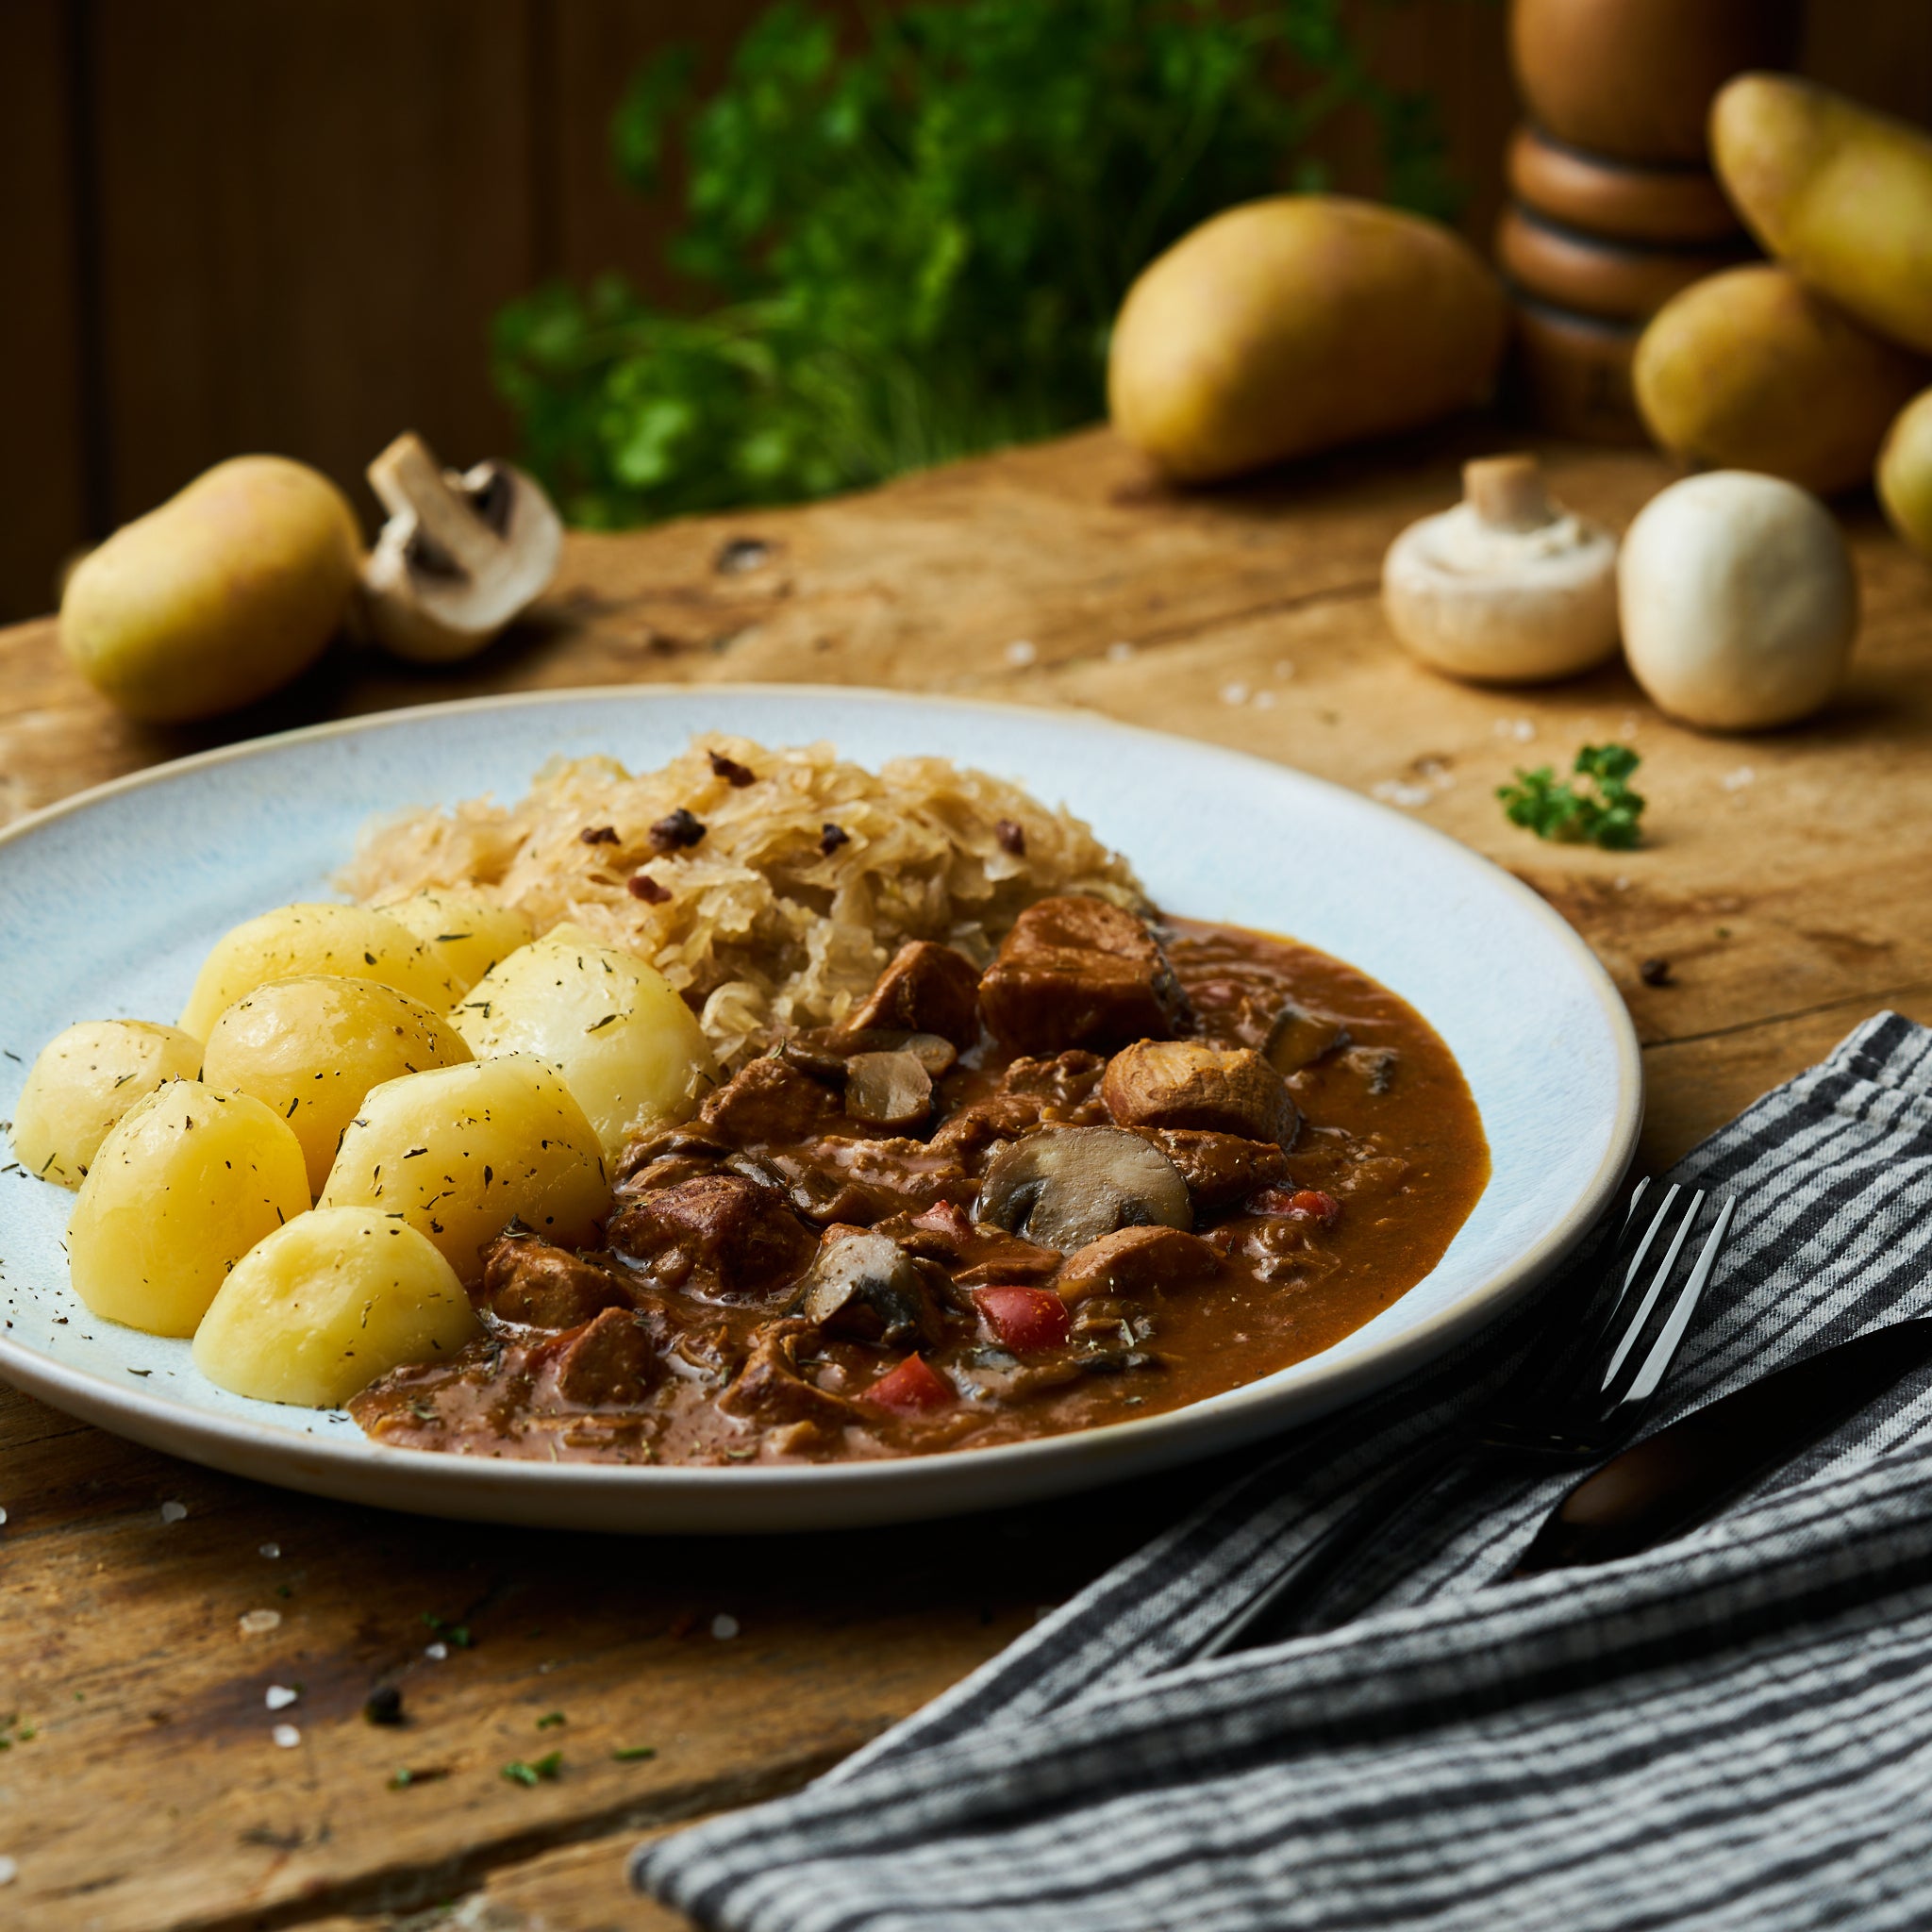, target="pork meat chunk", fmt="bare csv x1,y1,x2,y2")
478,1233,639,1329
698,1054,842,1147
1103,1040,1298,1145
539,1307,664,1407
978,896,1189,1056
607,1173,816,1299
1054,1225,1222,1302
845,940,983,1049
